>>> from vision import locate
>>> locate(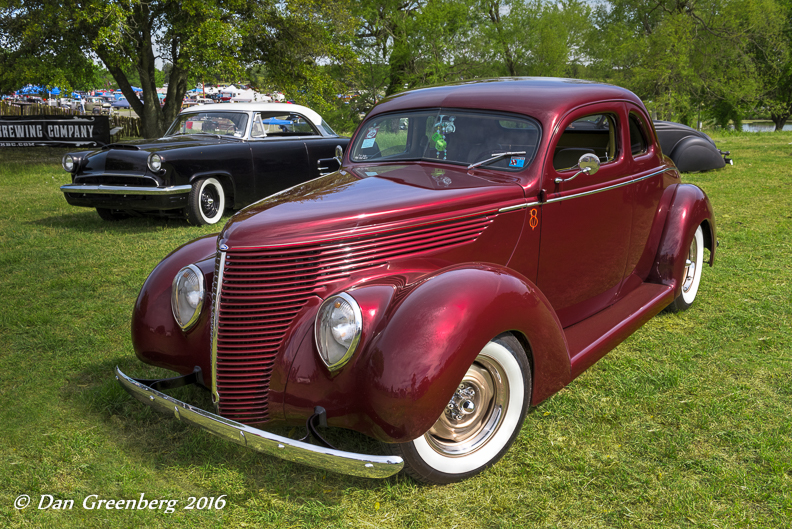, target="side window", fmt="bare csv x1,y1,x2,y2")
553,113,619,171
629,113,648,155
251,112,318,138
